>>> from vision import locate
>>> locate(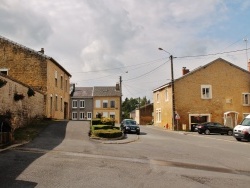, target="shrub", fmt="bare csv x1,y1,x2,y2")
92,129,123,138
